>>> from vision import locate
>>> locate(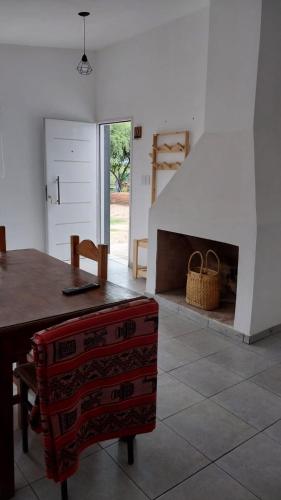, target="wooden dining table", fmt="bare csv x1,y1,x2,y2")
0,249,139,499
